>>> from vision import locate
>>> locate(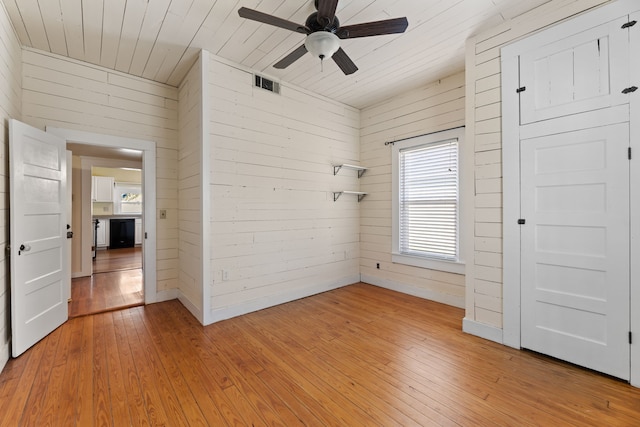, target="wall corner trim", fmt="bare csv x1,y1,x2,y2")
178,291,204,324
